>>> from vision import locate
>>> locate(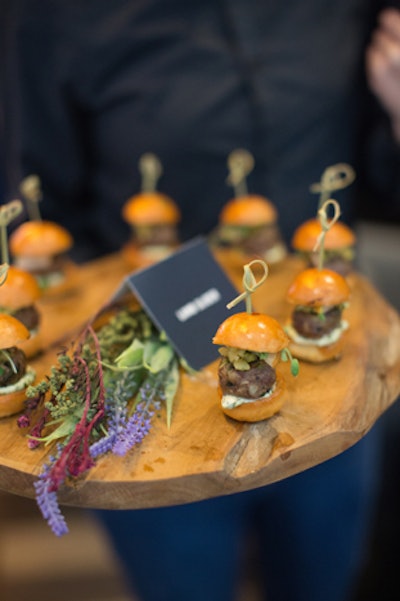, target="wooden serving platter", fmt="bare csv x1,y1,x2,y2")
0,252,399,509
